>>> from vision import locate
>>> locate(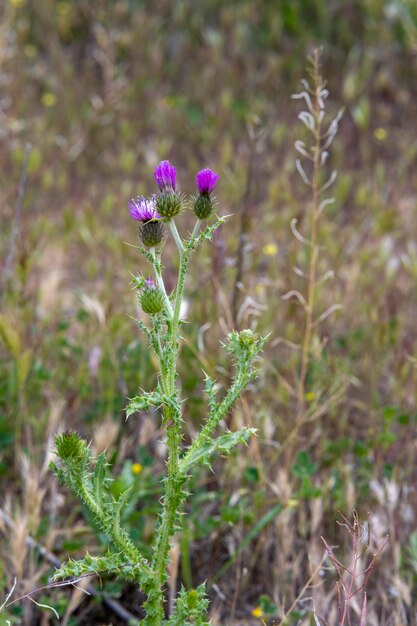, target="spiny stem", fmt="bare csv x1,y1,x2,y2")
191,218,201,240
150,248,173,319
149,407,183,623
169,246,193,392
168,219,185,254
145,220,190,623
